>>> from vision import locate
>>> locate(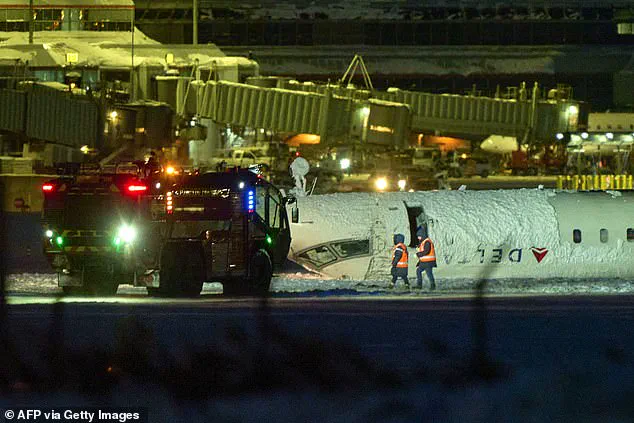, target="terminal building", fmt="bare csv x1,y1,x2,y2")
0,0,257,163
0,0,257,92
0,0,625,165
134,0,634,111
